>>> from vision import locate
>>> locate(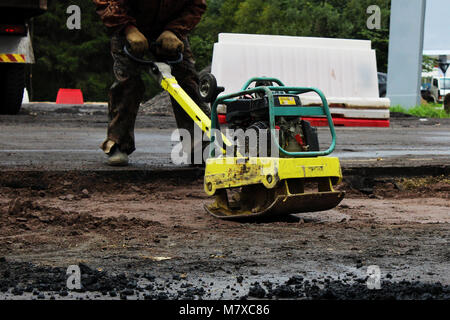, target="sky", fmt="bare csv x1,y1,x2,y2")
423,0,450,54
